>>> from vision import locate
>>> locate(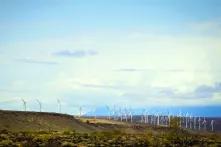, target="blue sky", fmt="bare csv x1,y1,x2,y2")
0,0,221,116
